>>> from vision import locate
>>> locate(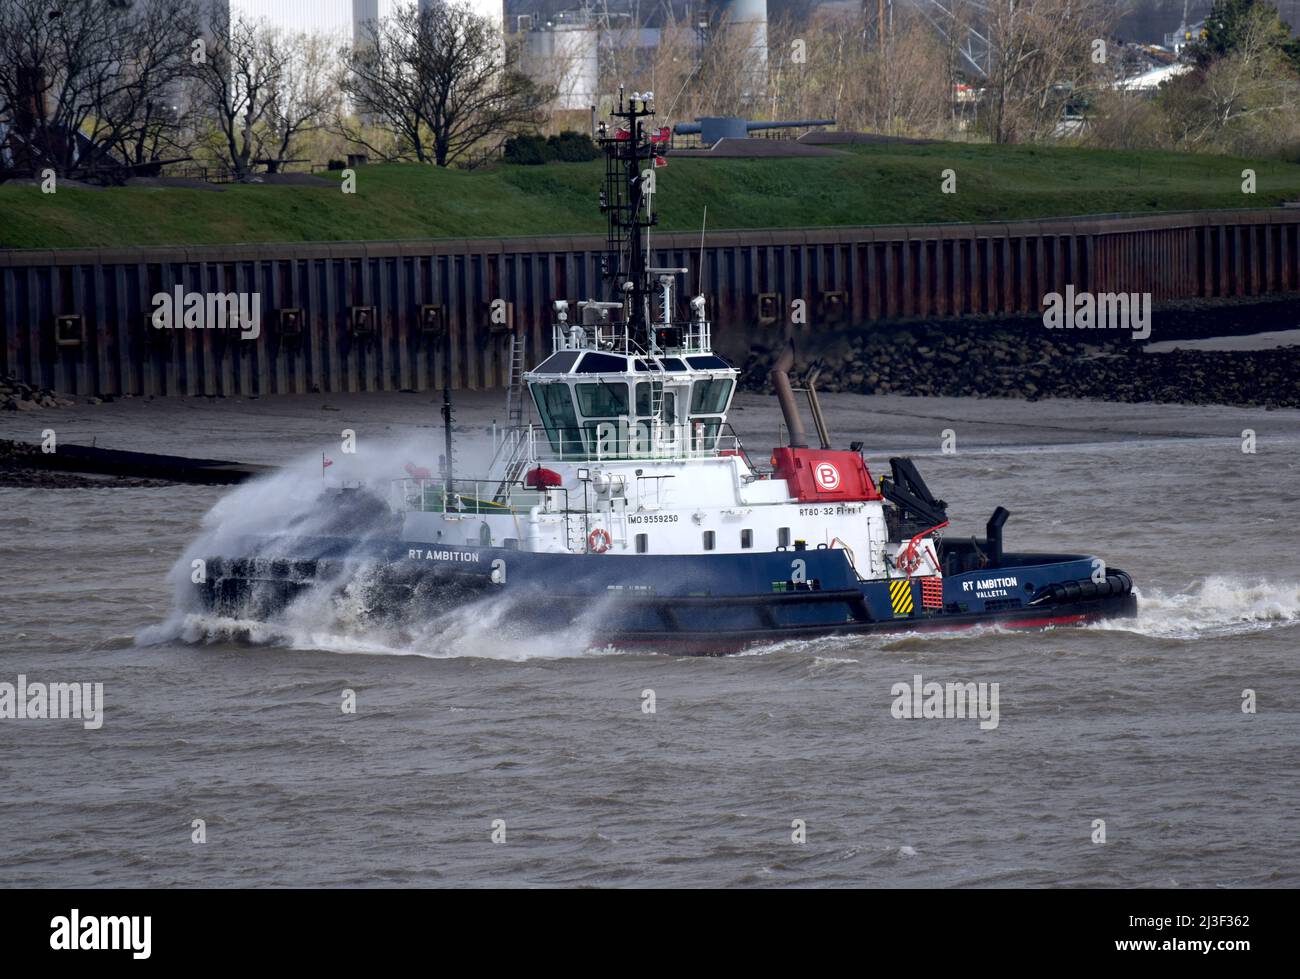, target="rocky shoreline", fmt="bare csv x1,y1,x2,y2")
737,297,1300,409
1,374,80,411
